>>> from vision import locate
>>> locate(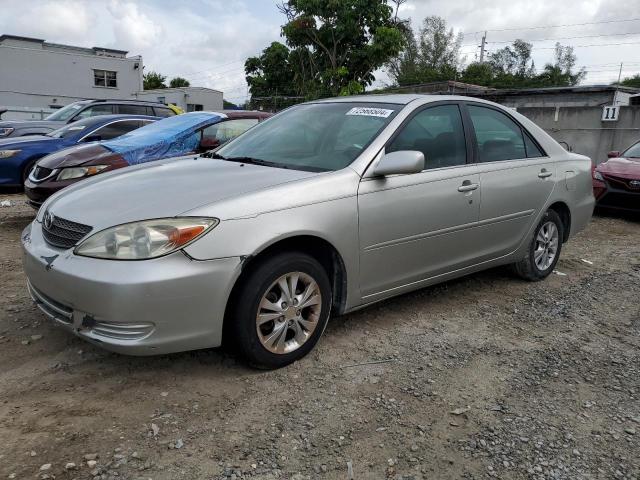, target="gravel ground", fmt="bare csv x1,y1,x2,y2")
1,192,639,480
